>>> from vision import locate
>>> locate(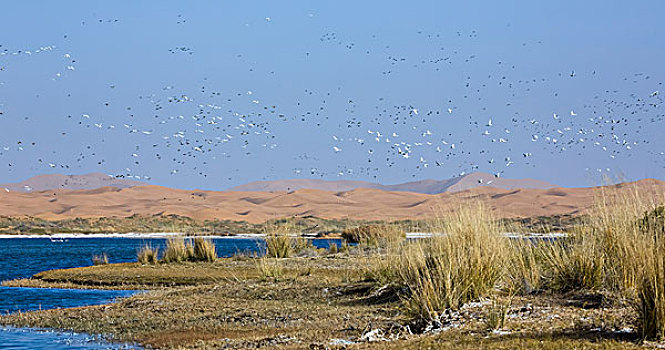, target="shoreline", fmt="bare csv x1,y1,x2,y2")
0,231,566,239
0,232,266,239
